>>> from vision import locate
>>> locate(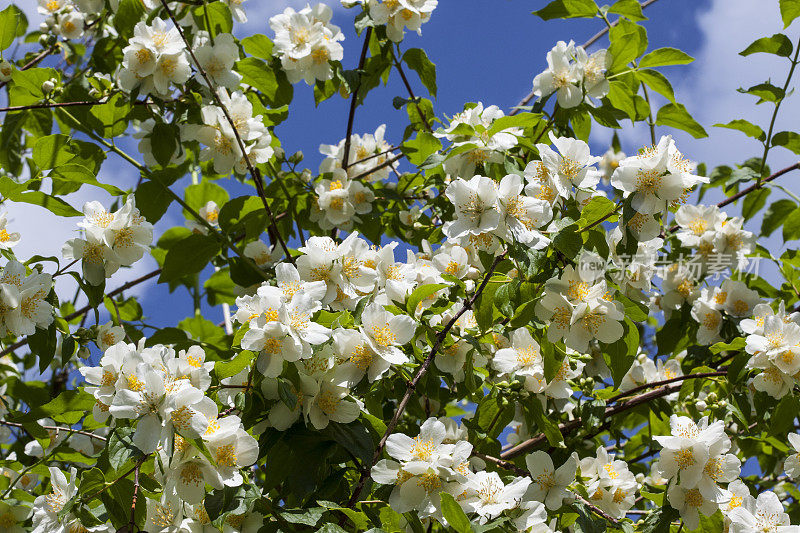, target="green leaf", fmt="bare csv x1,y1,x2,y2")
235,57,293,107
780,0,800,28
533,0,598,19
241,34,273,59
783,208,800,241
107,427,140,471
608,19,648,71
607,0,646,20
9,67,58,106
104,296,143,322
193,1,233,36
439,493,473,533
742,187,770,221
740,33,794,57
637,69,675,103
322,421,374,464
528,397,563,446
738,82,784,103
0,4,27,51
185,180,230,215
89,93,131,138
78,468,106,498
639,505,679,533
655,103,708,138
215,351,254,380
553,225,582,256
402,132,442,166
50,164,125,196
638,47,694,68
761,199,797,237
771,395,799,436
406,283,447,315
772,131,800,155
159,234,222,283
607,319,639,386
151,122,178,167
114,0,146,39
0,185,82,217
135,180,173,224
402,48,437,97
578,196,616,228
713,119,765,141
